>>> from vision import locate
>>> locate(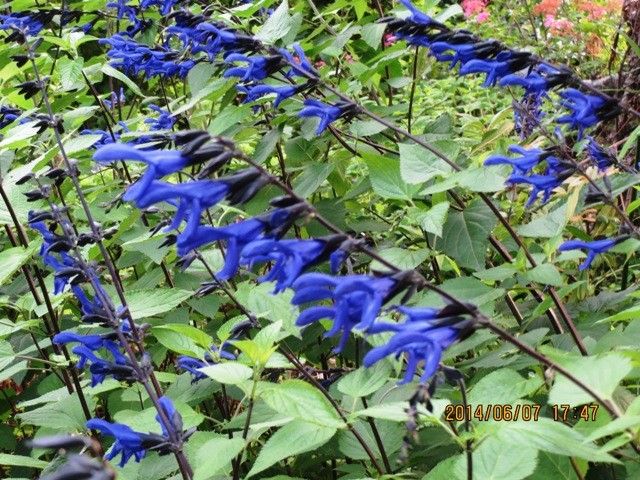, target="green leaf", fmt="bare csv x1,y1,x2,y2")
467,368,543,405
255,0,294,43
0,453,49,469
152,323,212,357
192,436,245,480
422,457,457,480
529,452,579,480
585,415,640,442
370,247,430,270
399,141,455,184
478,417,617,463
126,288,193,320
361,23,387,49
187,63,216,96
59,57,84,91
260,379,345,428
247,420,336,478
364,152,419,200
413,201,450,237
547,352,632,407
18,394,95,432
209,104,252,135
113,400,203,434
101,64,144,97
338,362,390,398
293,163,334,198
441,199,497,270
524,264,564,287
350,119,387,136
0,243,37,286
453,437,537,480
63,134,102,154
200,362,253,385
0,121,40,149
0,341,15,370
517,205,567,238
